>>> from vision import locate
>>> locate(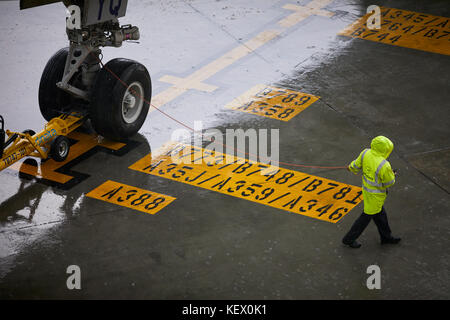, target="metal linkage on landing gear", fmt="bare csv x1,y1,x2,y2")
59,20,140,101
21,0,152,141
